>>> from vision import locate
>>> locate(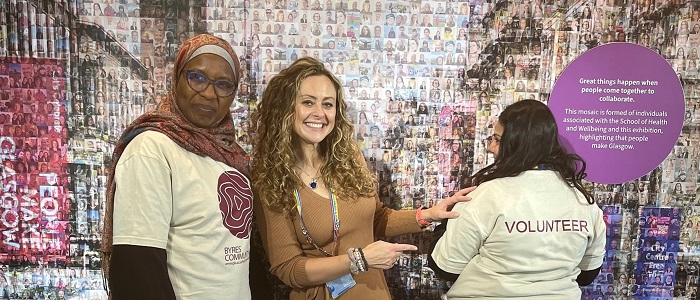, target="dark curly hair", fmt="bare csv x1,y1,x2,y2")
251,57,376,216
472,100,594,204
